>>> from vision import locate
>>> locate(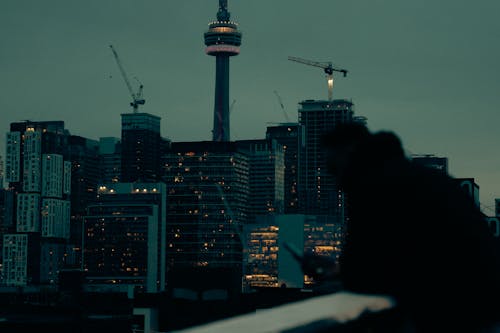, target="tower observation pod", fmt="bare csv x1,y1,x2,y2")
204,0,242,142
